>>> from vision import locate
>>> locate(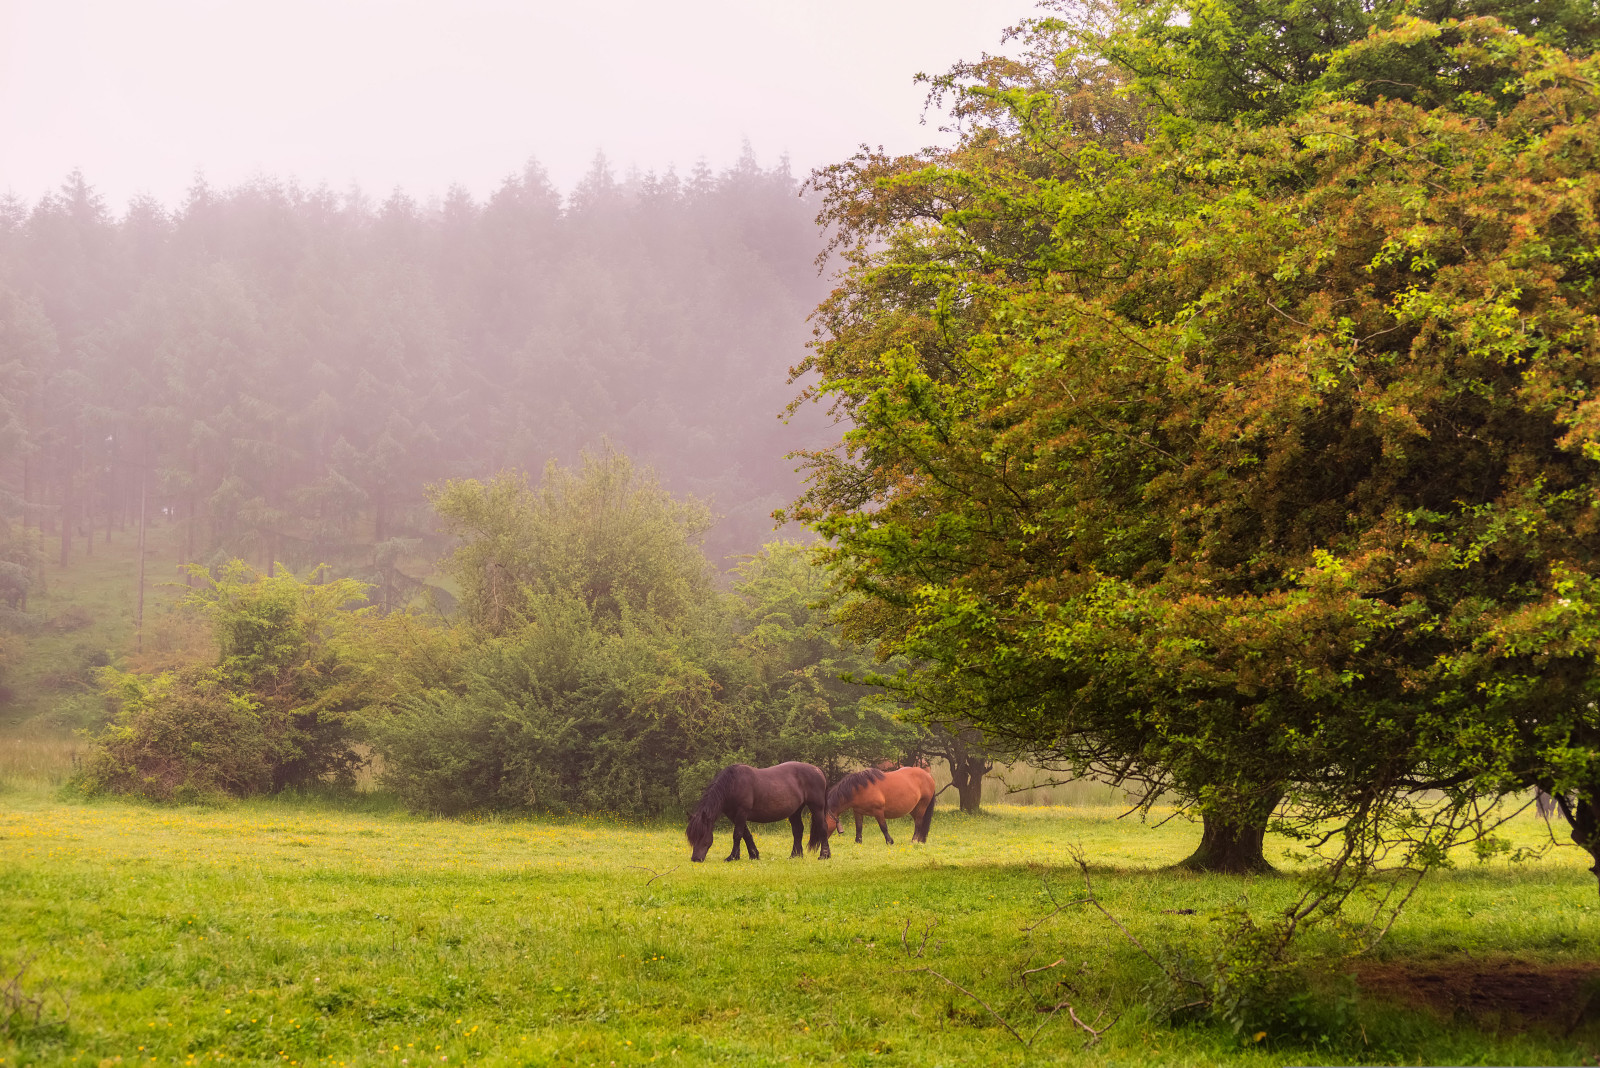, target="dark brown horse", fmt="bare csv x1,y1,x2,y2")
826,766,936,845
686,762,832,862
